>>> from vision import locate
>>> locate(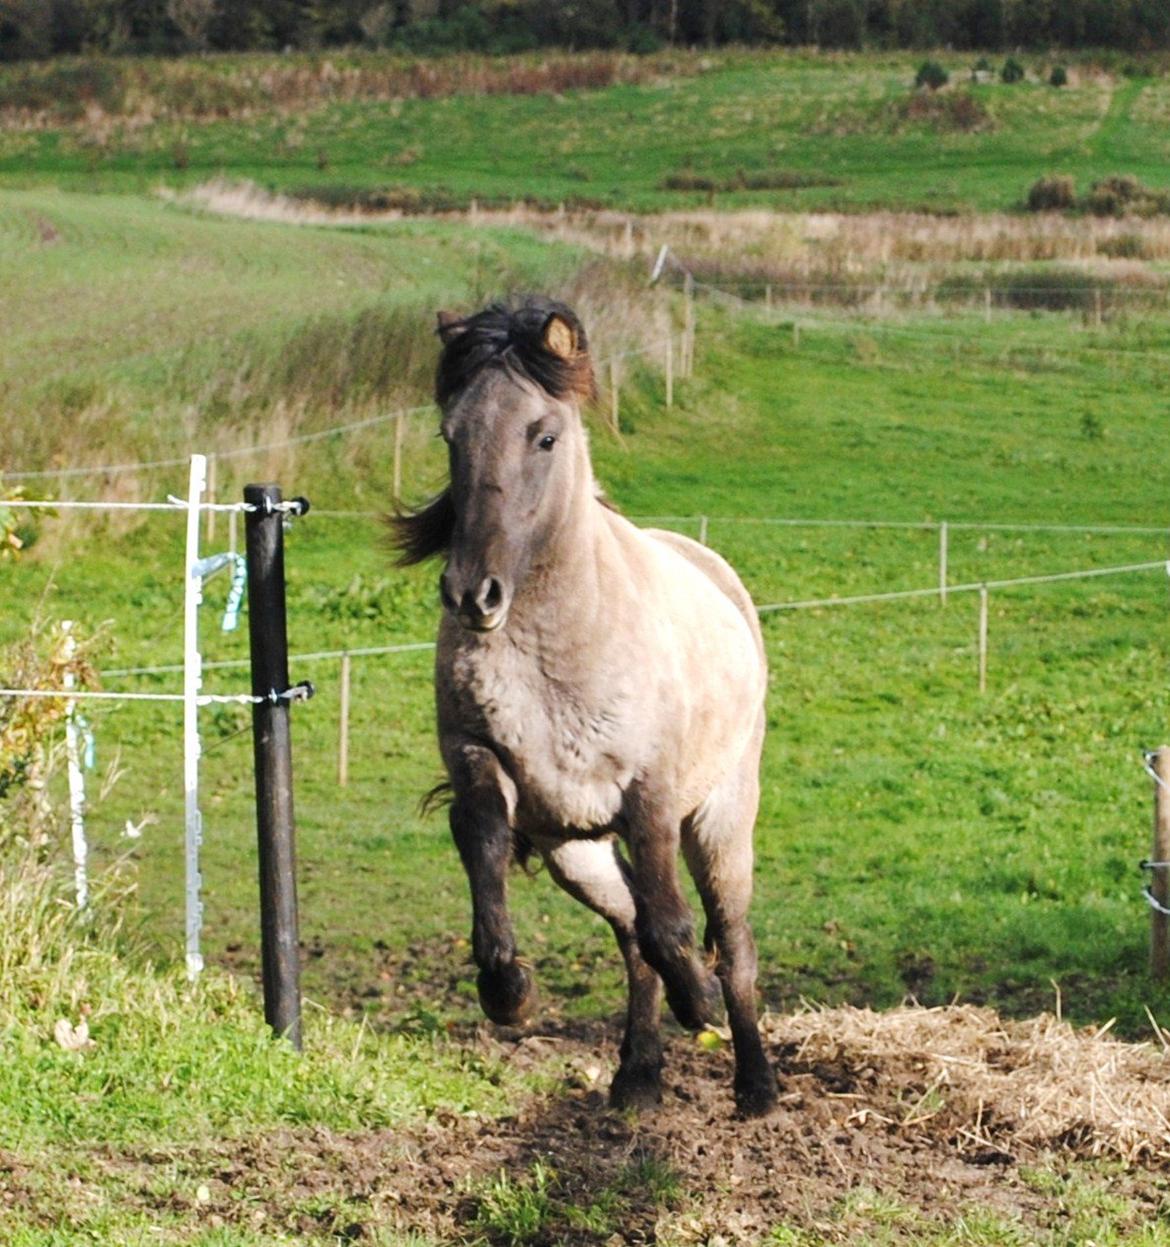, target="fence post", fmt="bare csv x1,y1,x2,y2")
984,287,992,324
62,620,88,912
609,358,620,433
338,650,351,788
978,585,989,693
182,455,209,981
939,521,948,606
765,283,772,310
1152,748,1170,983
683,272,695,378
698,514,709,546
244,482,303,1049
205,453,217,545
393,411,405,503
664,332,673,408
